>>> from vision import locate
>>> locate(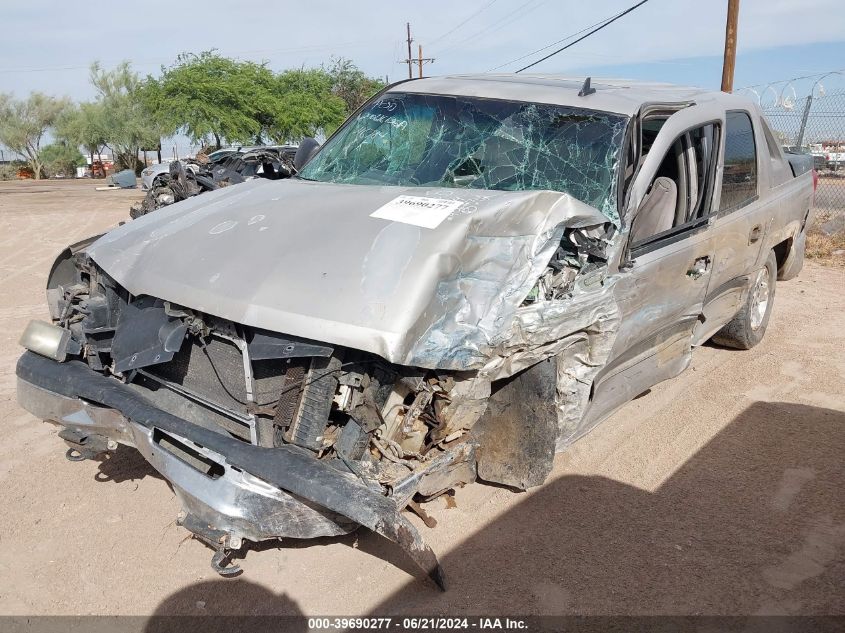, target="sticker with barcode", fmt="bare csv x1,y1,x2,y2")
370,195,463,229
